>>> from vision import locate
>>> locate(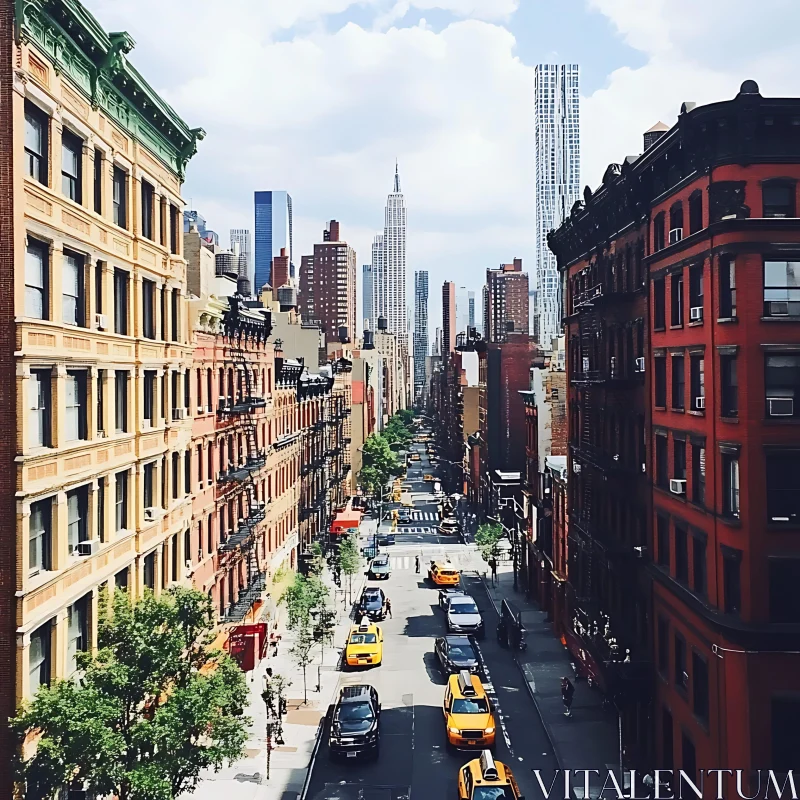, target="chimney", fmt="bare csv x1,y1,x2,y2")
643,121,669,151
326,220,340,242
